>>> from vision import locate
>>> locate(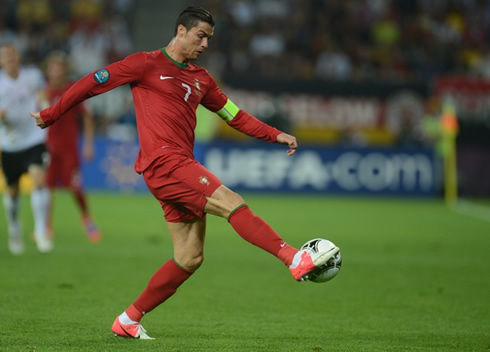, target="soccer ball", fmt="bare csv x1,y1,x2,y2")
301,238,342,283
